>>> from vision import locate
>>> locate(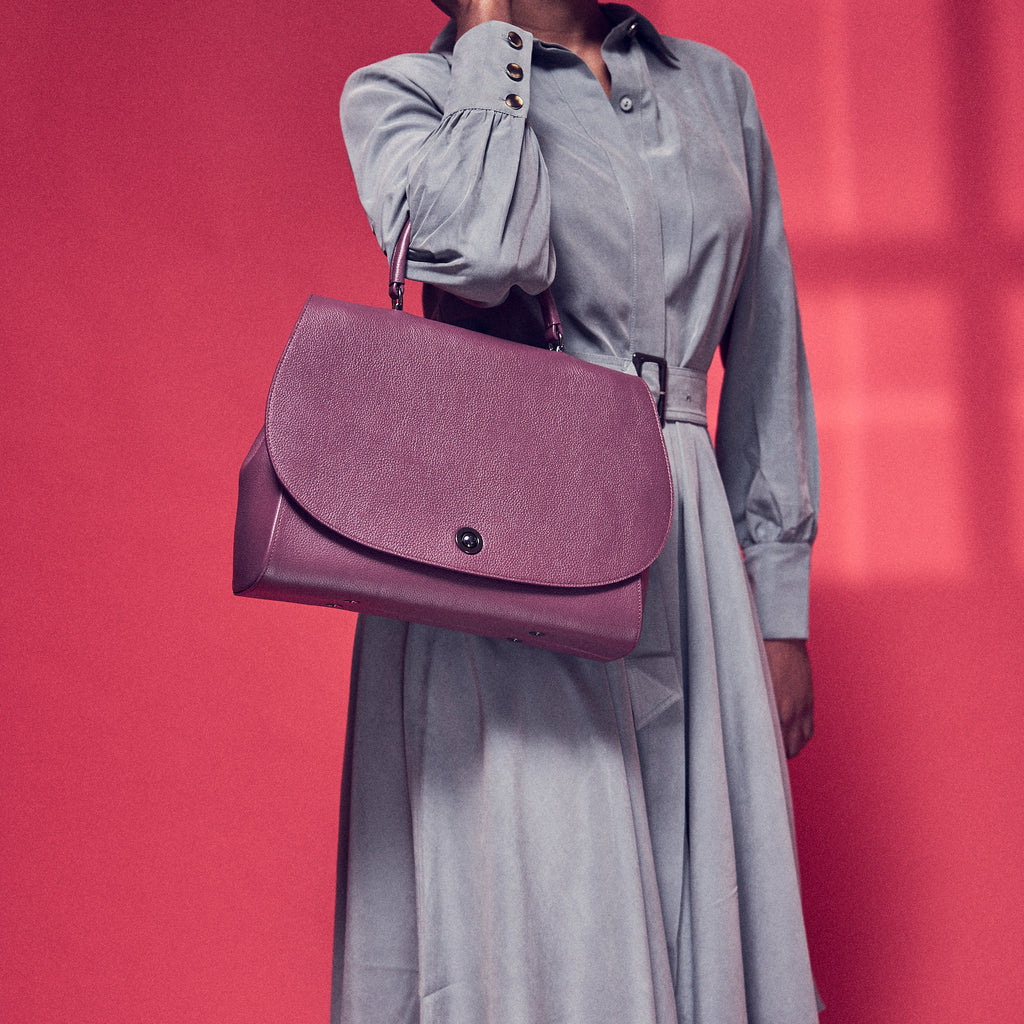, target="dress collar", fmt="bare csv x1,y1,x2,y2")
600,5,679,65
429,5,679,67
